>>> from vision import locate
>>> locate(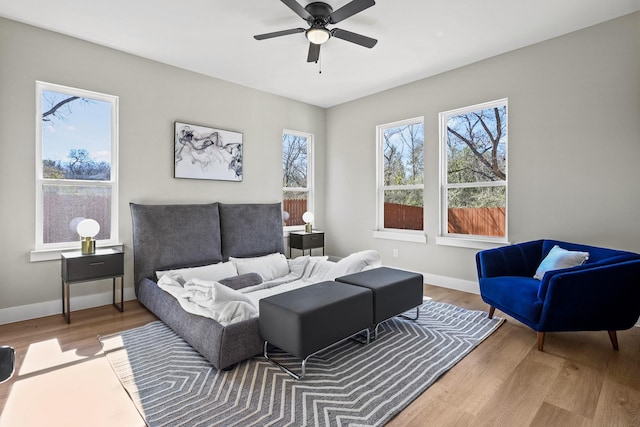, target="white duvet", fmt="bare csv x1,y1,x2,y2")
157,274,258,326
157,250,382,325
